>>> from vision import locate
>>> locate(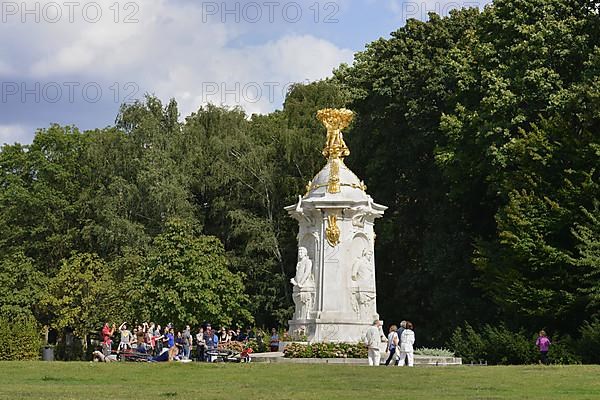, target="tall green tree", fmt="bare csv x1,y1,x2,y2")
336,9,490,343
337,0,600,341
0,126,89,274
43,253,121,341
143,218,252,327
